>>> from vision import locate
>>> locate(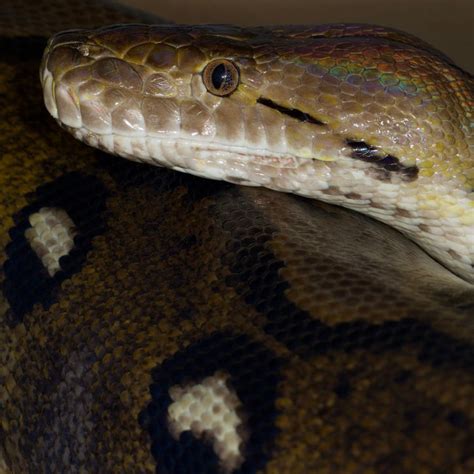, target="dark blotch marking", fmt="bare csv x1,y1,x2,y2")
393,369,412,384
2,172,108,326
139,332,281,474
446,410,469,429
345,192,362,200
346,139,418,181
257,97,326,126
334,373,352,399
177,234,198,250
